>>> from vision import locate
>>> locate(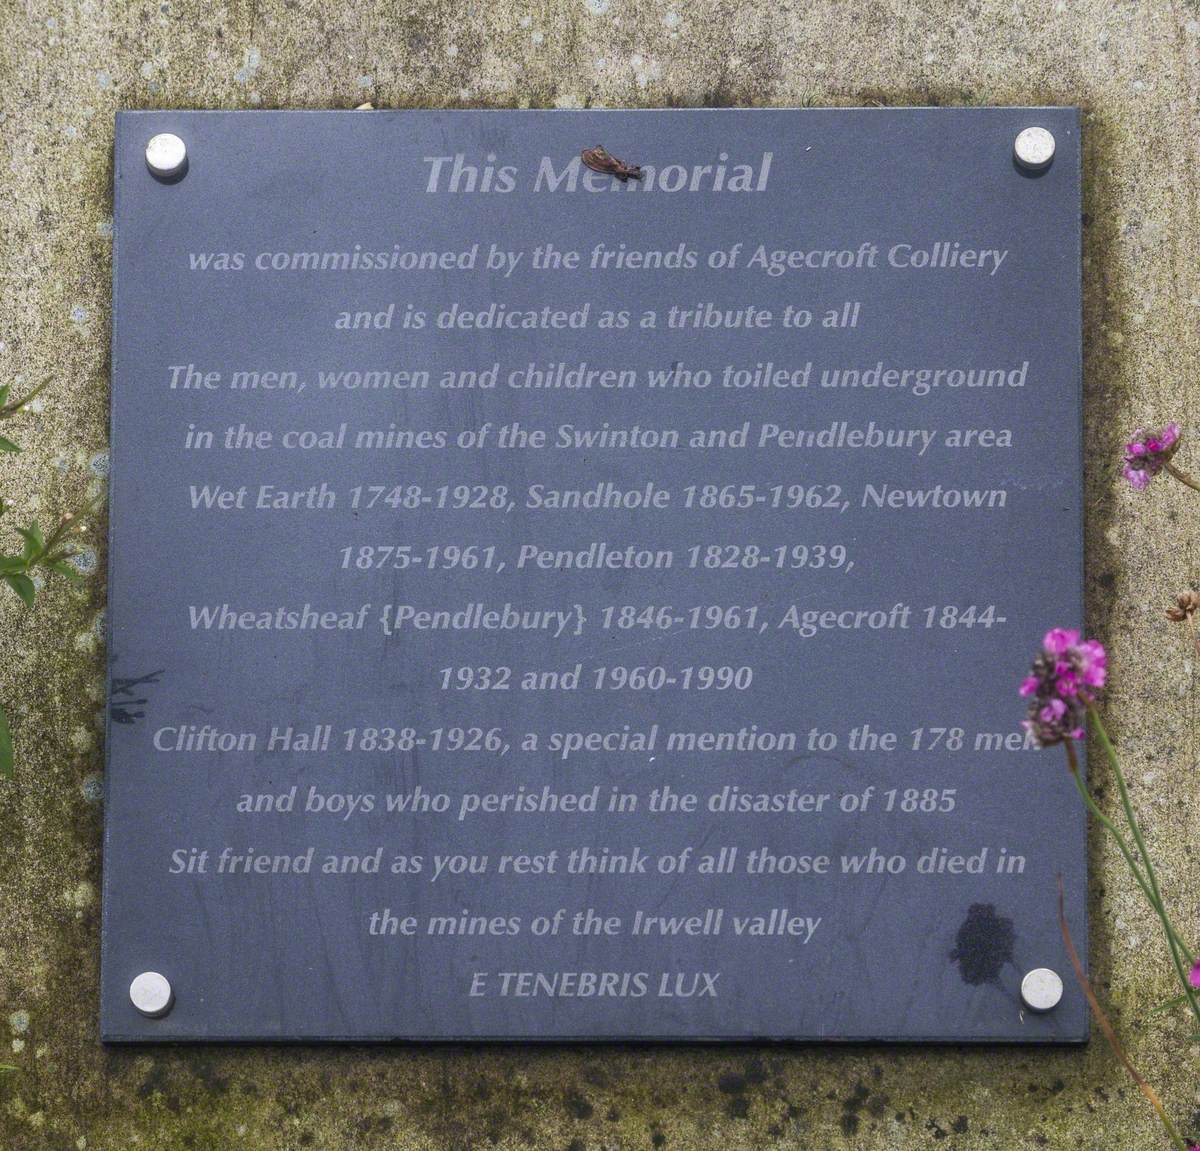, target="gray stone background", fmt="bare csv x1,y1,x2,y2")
2,1,1199,1148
